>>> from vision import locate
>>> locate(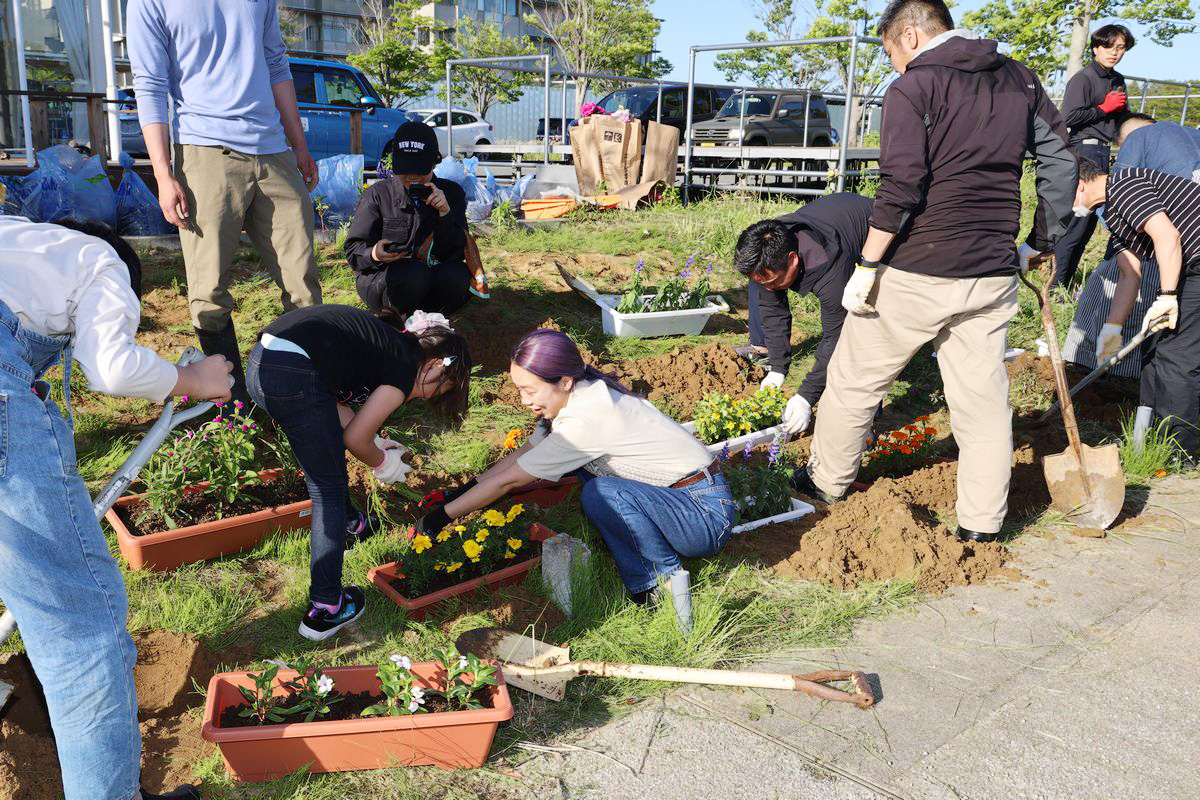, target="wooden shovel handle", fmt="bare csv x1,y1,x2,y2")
573,662,876,709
